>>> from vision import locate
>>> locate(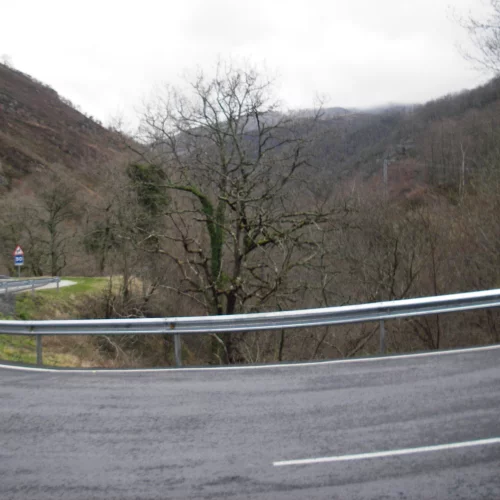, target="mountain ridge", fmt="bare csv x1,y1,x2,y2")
2,62,500,205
